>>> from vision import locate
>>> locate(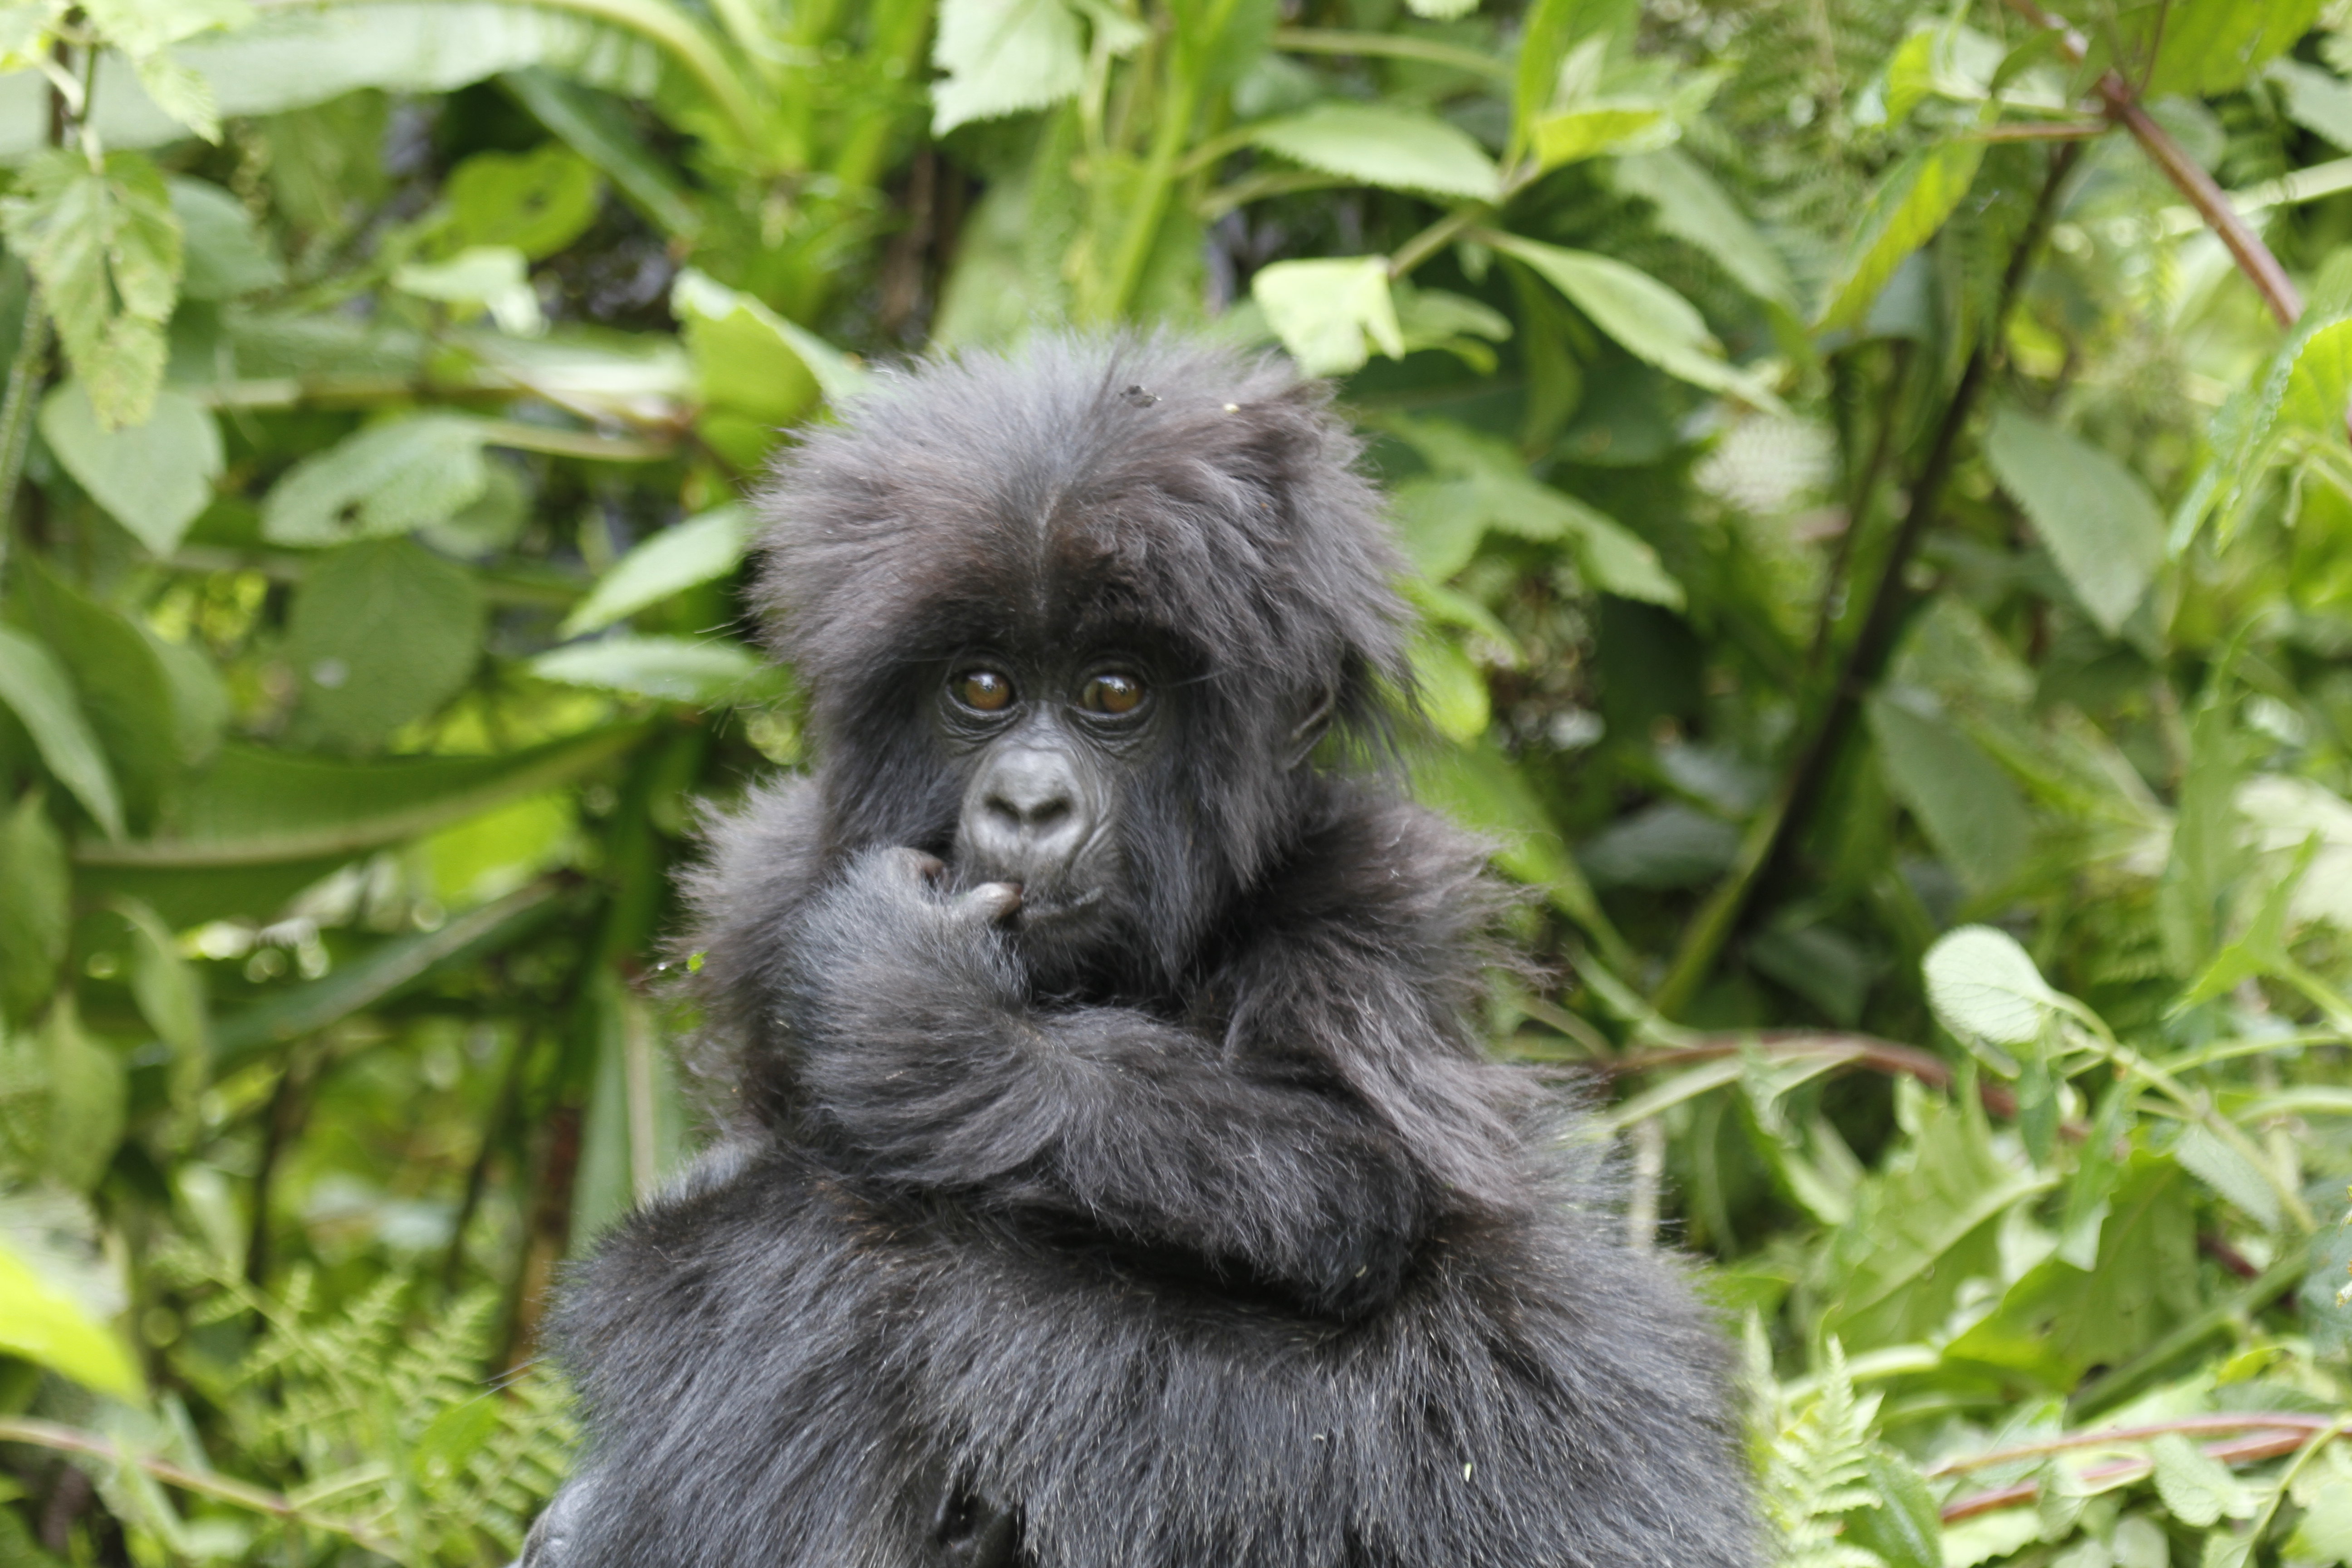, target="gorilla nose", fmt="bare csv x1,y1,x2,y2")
965,747,1090,878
